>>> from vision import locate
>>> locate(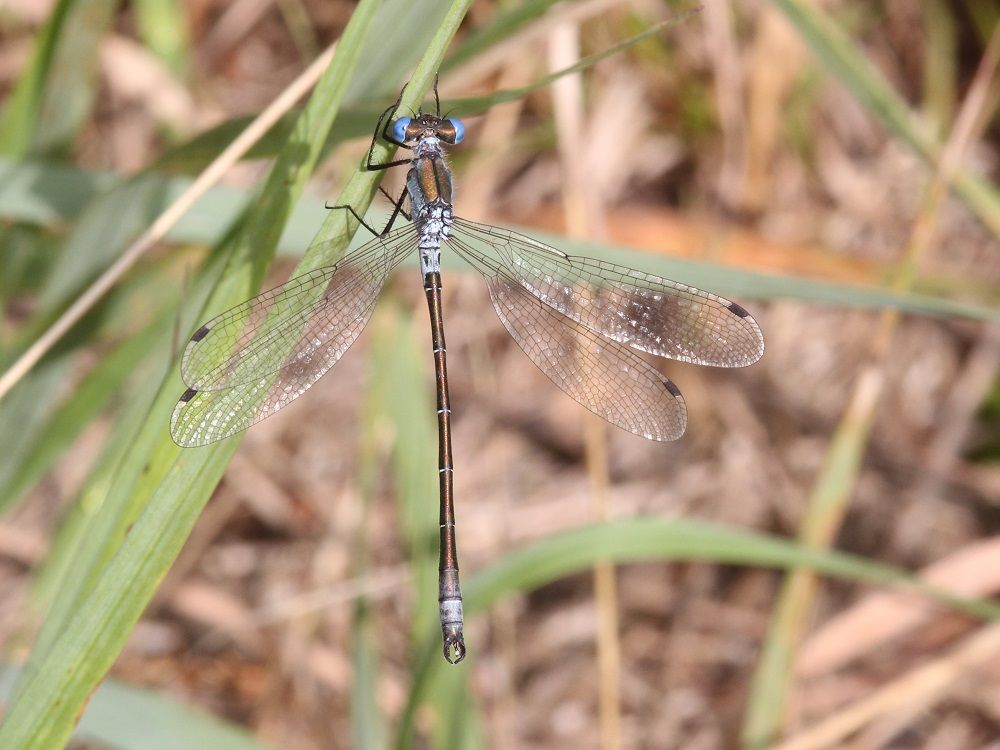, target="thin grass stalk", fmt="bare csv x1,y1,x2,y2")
587,418,622,750
769,0,1000,241
0,40,339,403
922,0,957,137
275,0,321,62
351,308,394,750
133,0,190,75
740,23,1000,749
548,20,621,750
774,622,1000,750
